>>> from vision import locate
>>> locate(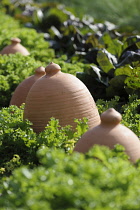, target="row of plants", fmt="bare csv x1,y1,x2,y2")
0,95,139,177
0,11,92,108
0,2,140,209
0,96,140,208
0,2,140,105
1,145,140,210
0,52,89,108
